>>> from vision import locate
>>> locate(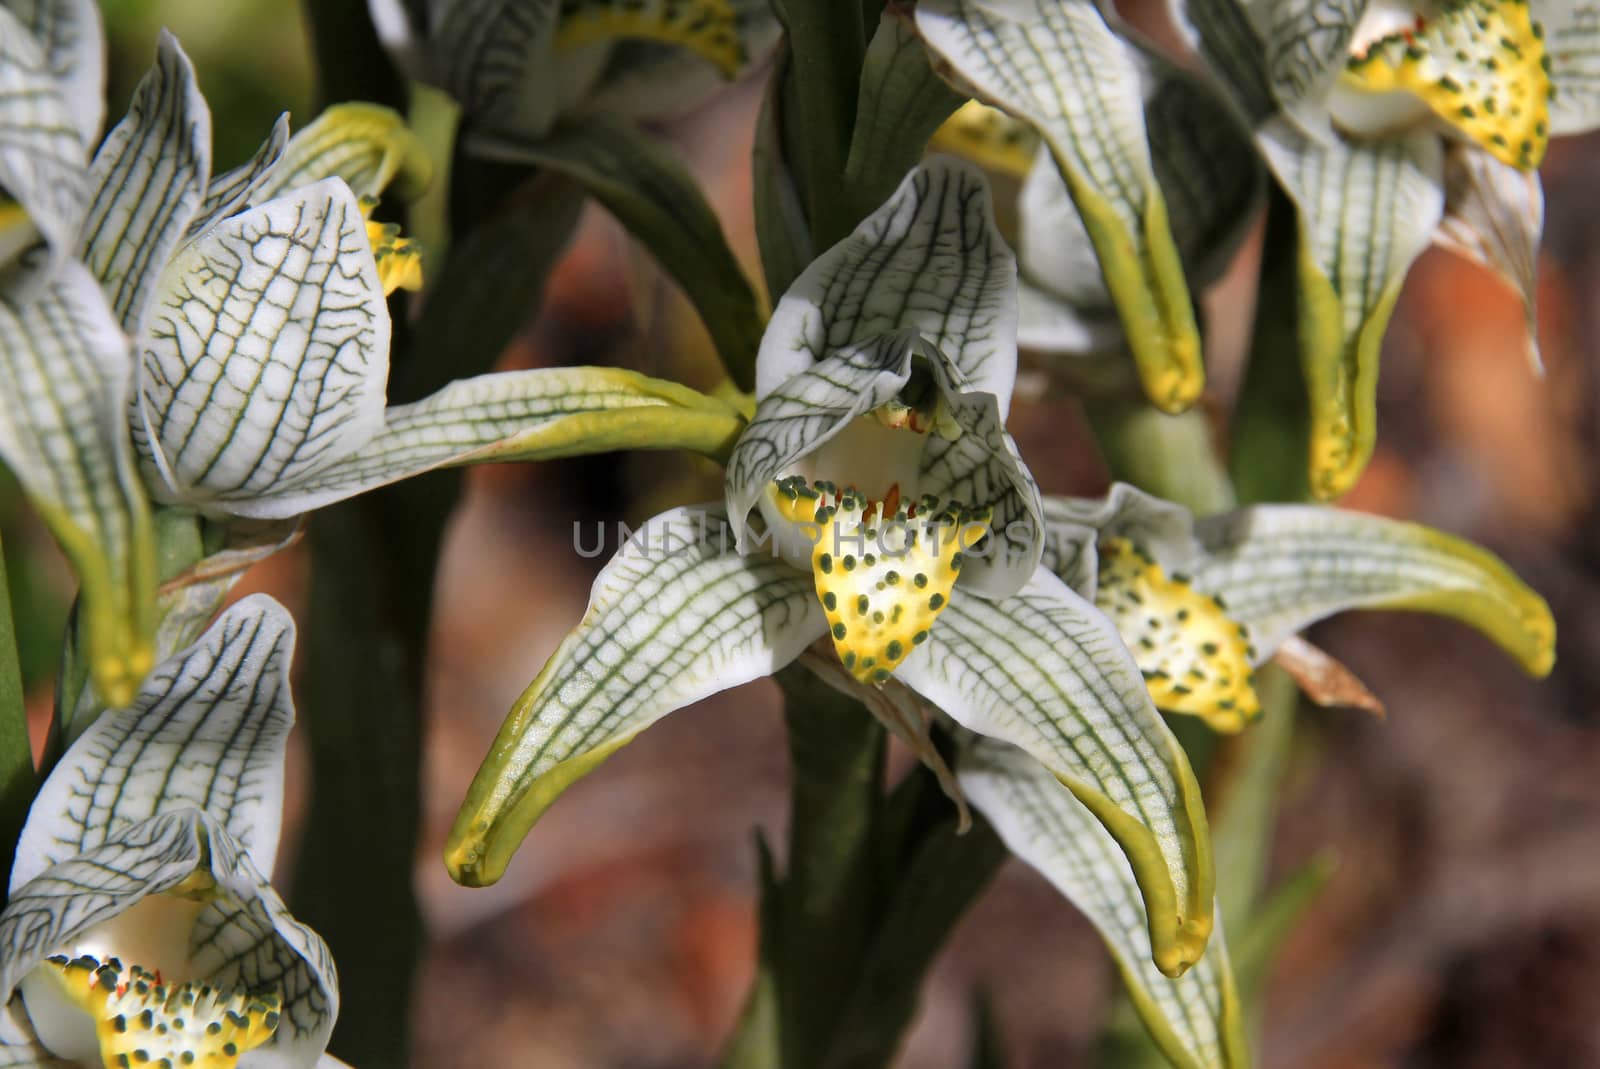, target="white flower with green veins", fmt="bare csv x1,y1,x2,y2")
1041,482,1556,733
1160,0,1600,498
0,595,348,1069
445,157,1222,981
370,0,781,140
1,30,748,708
0,0,103,289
